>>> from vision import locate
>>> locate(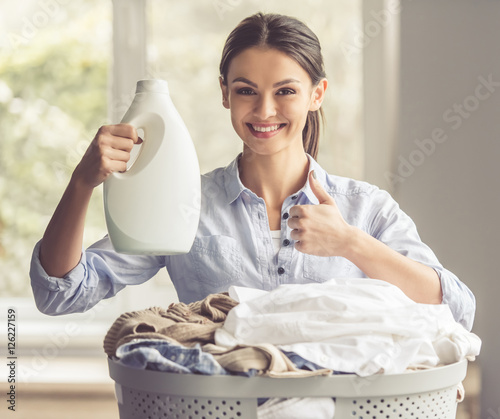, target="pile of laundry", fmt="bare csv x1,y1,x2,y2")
104,278,481,418
103,292,330,378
